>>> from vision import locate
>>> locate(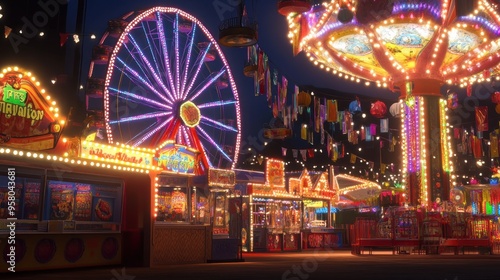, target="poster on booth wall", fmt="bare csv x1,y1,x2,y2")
91,185,122,222
74,184,92,221
48,182,75,221
23,180,41,220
